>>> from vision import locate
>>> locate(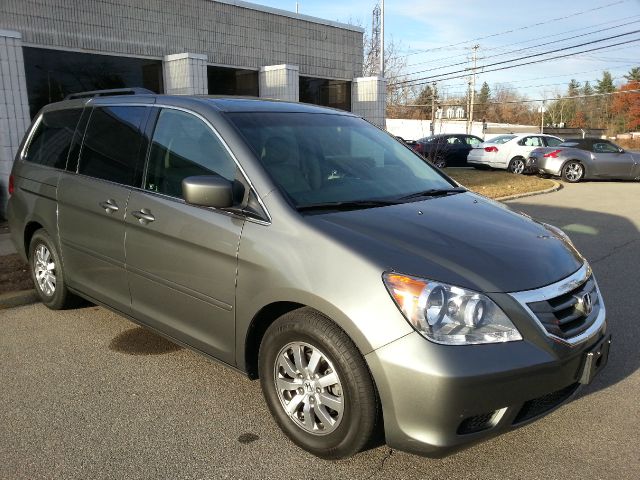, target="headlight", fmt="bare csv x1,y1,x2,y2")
382,273,522,345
